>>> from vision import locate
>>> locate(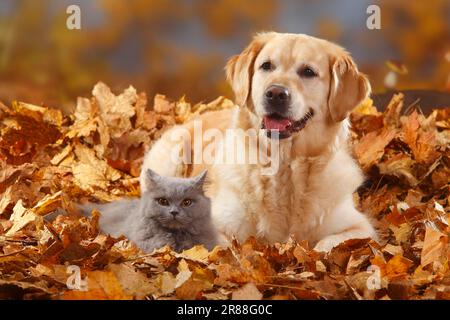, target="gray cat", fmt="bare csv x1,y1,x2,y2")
80,170,218,252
